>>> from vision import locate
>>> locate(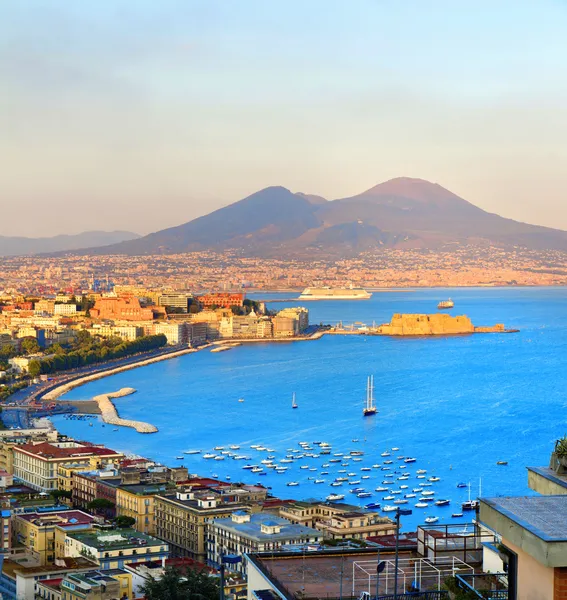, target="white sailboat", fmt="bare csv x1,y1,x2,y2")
292,392,298,409
363,375,377,416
